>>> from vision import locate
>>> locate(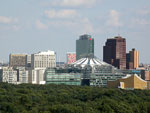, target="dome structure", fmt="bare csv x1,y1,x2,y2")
72,56,110,68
